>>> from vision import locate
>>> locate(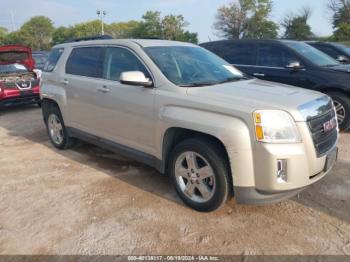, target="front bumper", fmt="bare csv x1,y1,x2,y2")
231,122,338,205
